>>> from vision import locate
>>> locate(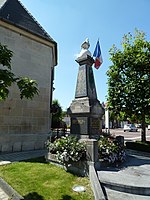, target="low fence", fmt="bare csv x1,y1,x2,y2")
48,128,70,142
